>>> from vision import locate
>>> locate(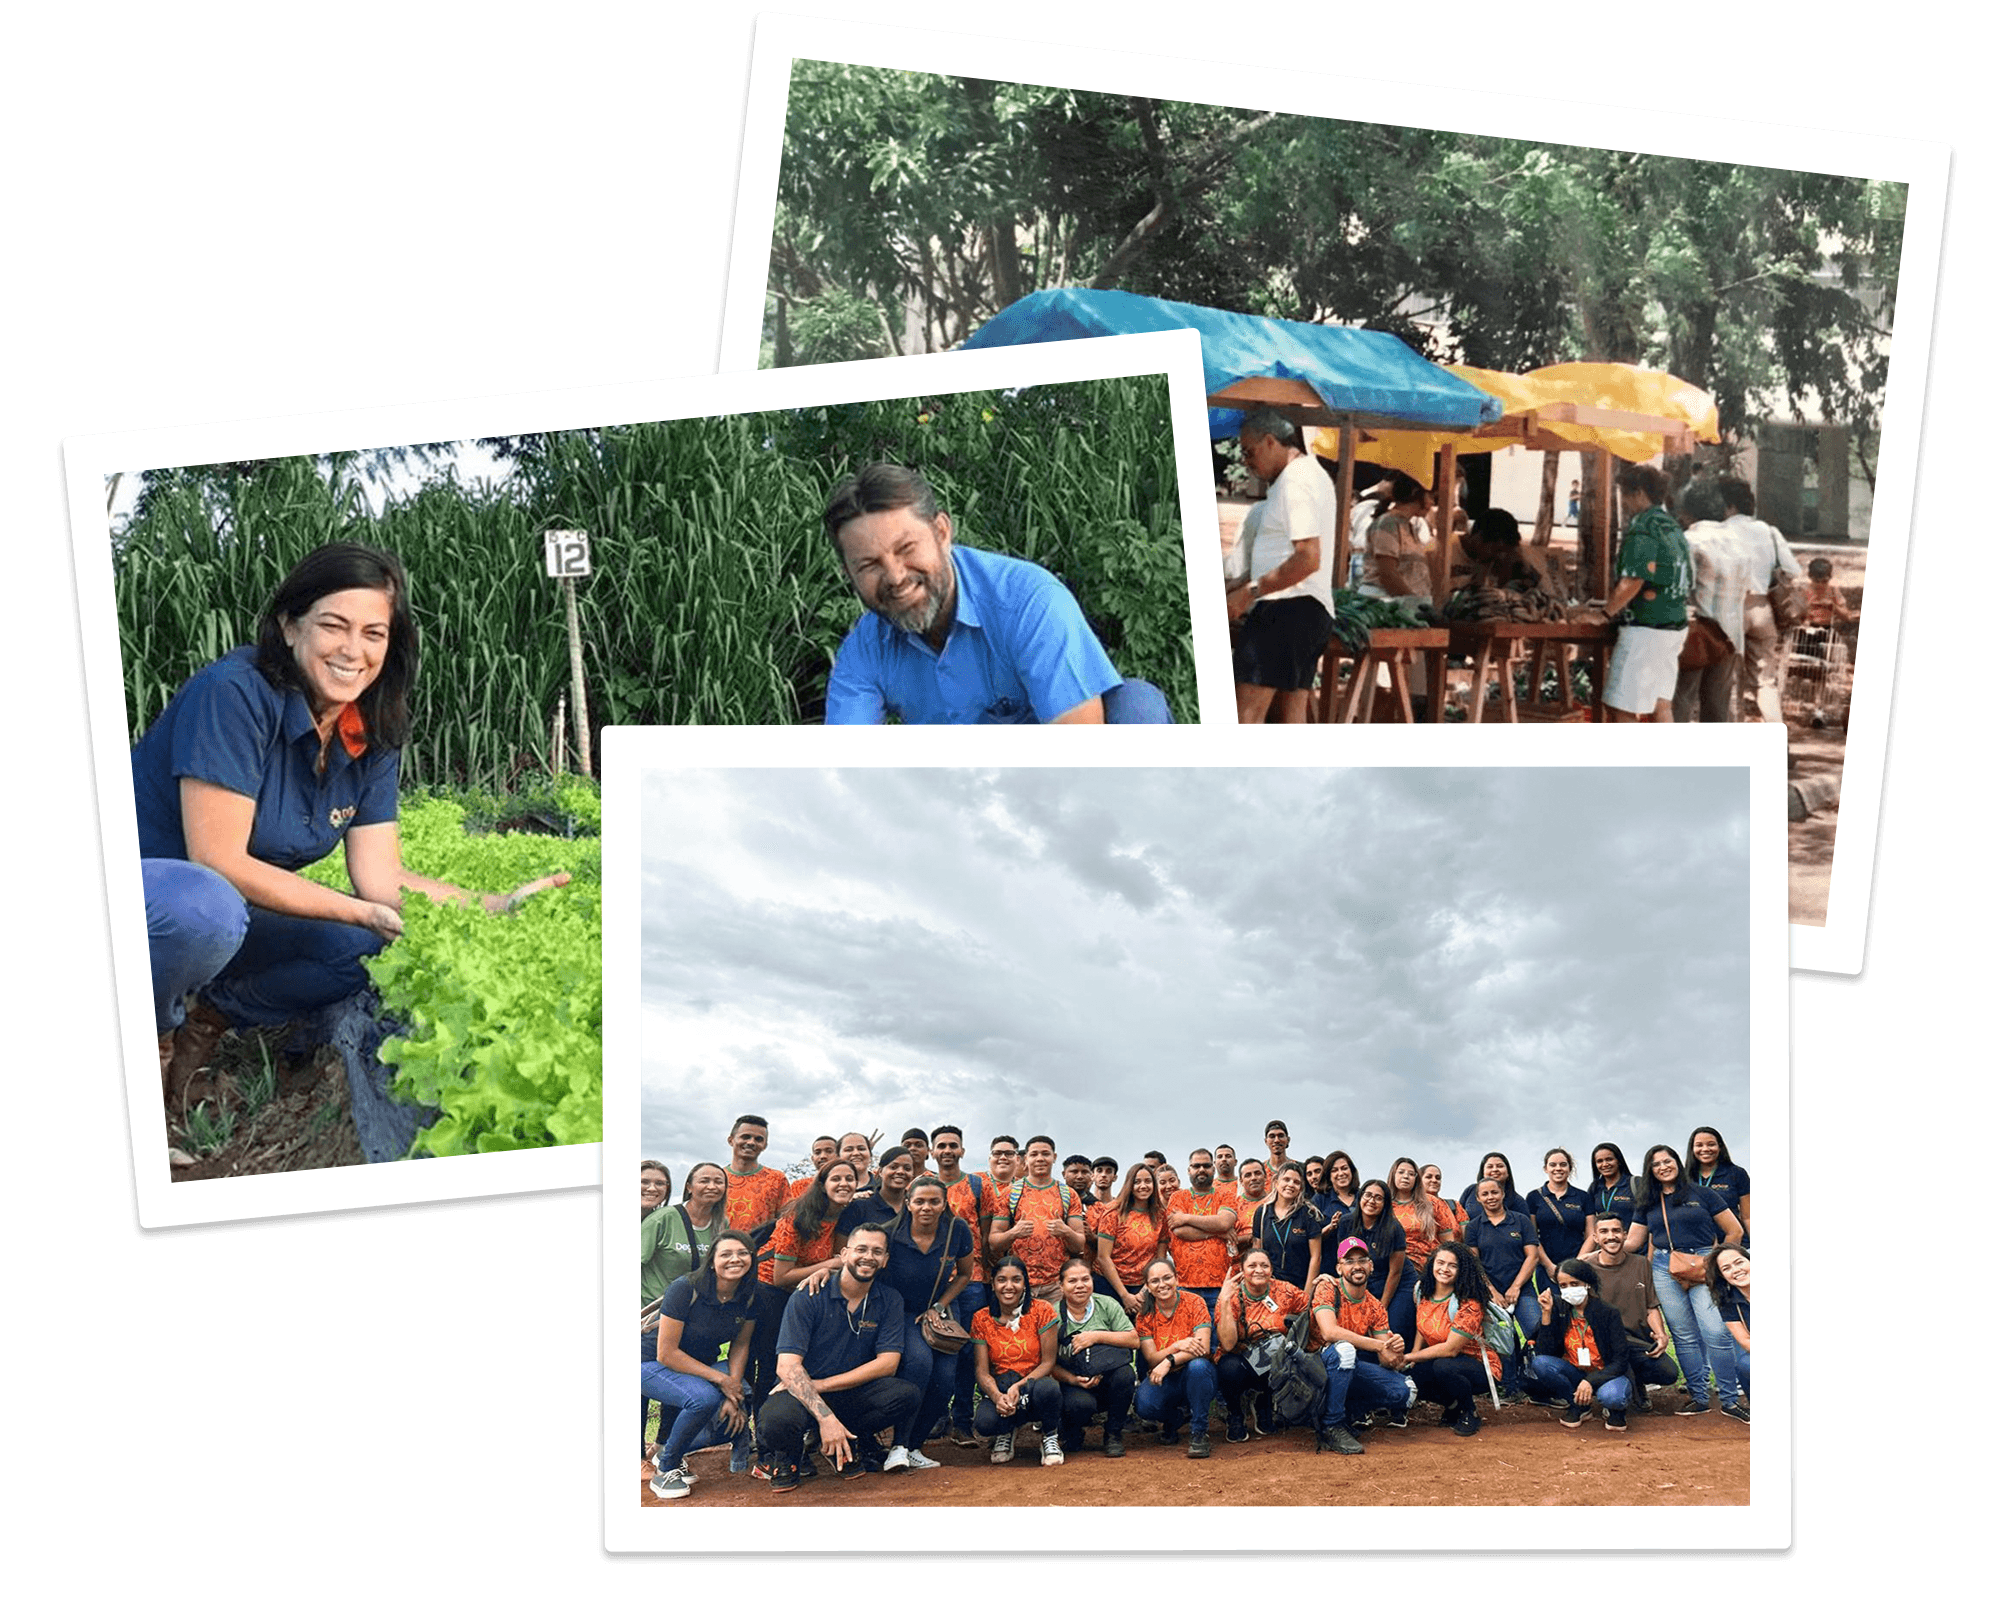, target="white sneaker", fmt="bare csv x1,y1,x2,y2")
990,1428,1016,1464
881,1444,911,1472
648,1466,693,1500
906,1447,942,1469
1040,1433,1064,1466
